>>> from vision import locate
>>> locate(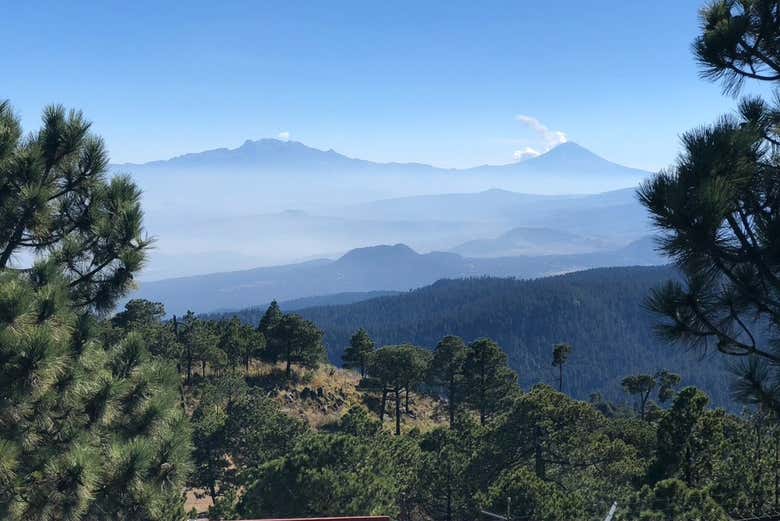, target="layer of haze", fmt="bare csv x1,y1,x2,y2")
4,1,763,280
